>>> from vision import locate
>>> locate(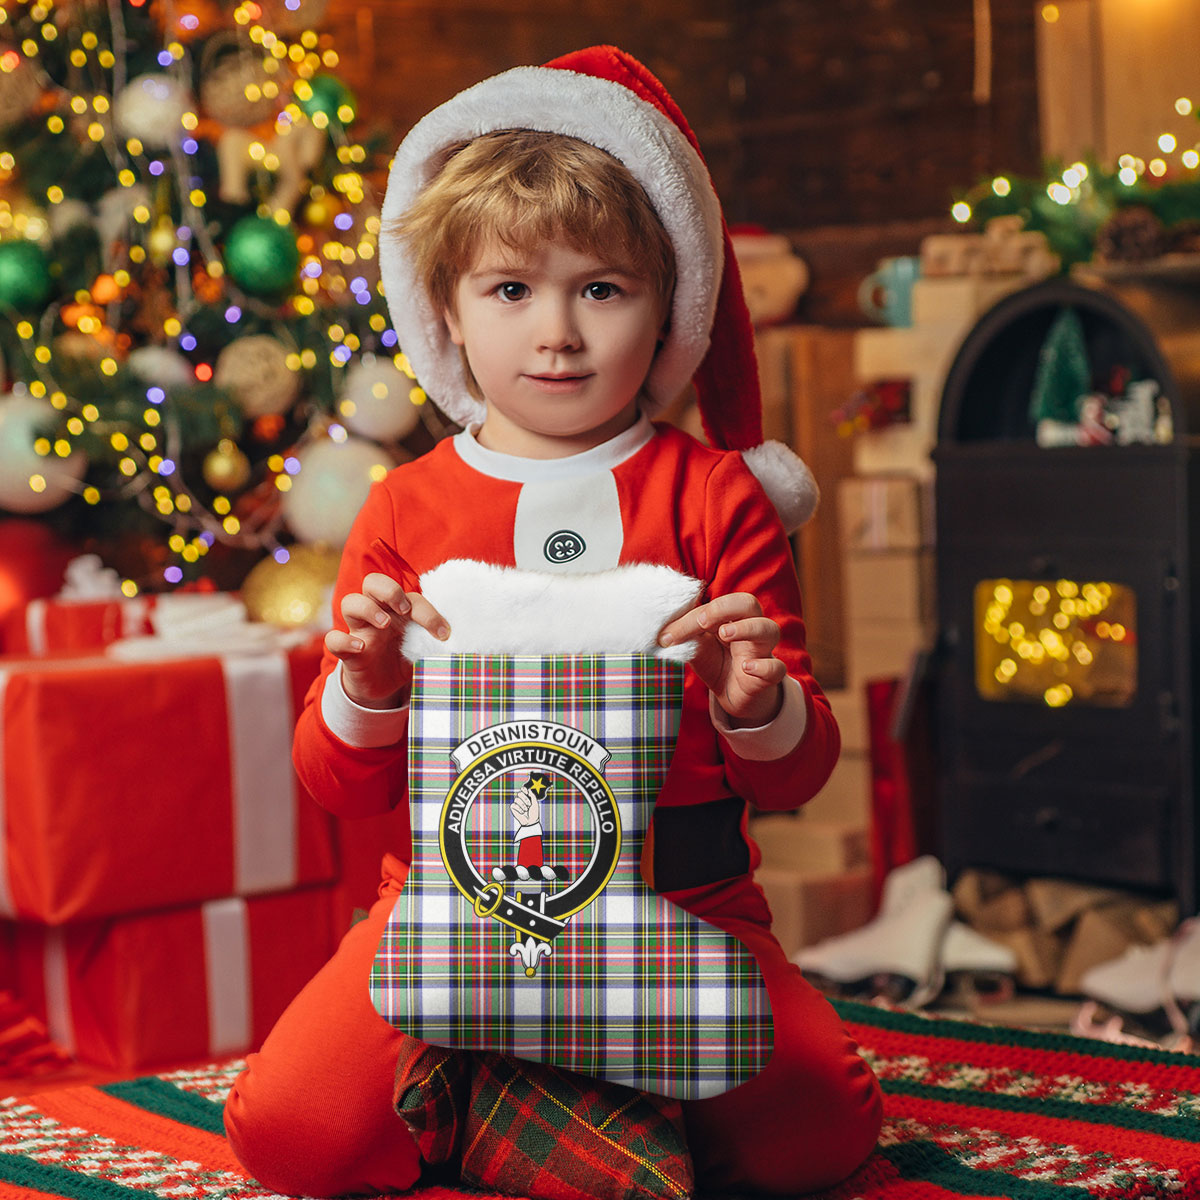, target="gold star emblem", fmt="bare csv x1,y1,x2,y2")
525,772,549,796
